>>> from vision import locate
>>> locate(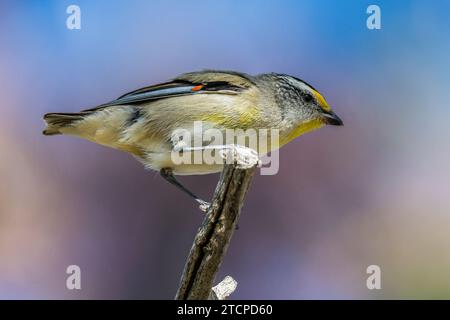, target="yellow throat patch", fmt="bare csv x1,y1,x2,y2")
280,118,324,146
